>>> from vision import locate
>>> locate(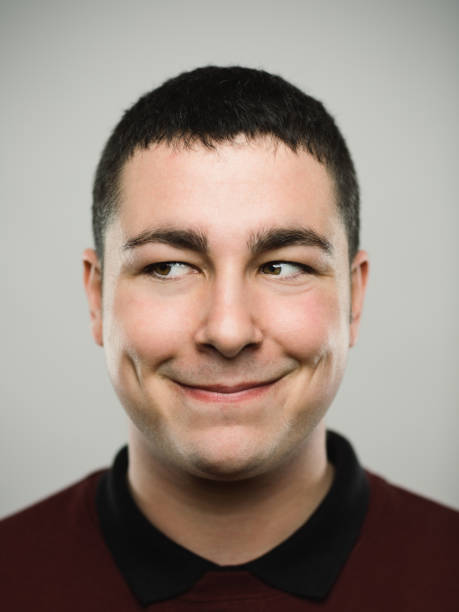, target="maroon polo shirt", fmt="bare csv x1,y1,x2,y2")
1,431,458,610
